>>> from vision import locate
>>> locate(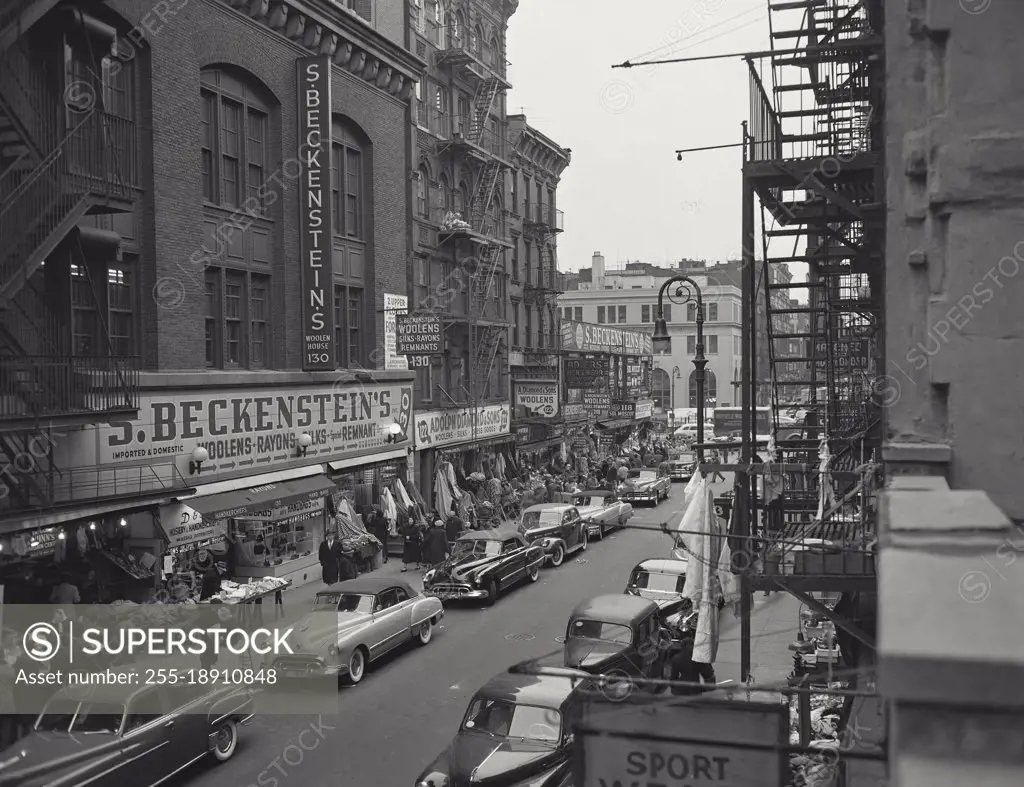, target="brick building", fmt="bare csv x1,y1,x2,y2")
0,0,422,588
407,0,519,507
506,114,570,463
